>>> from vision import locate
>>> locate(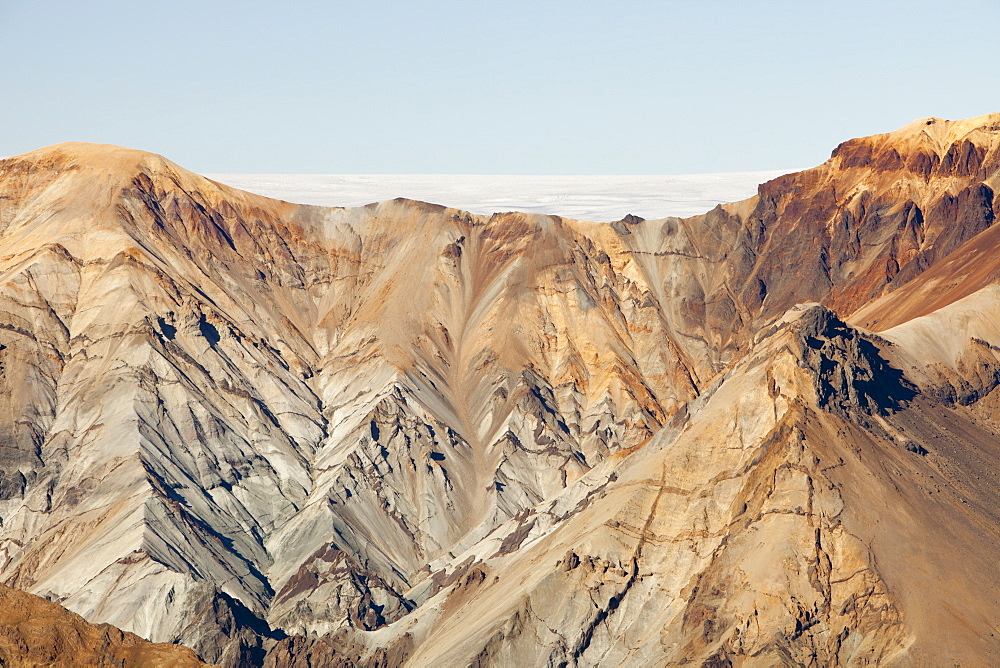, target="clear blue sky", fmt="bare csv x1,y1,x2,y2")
3,0,999,173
